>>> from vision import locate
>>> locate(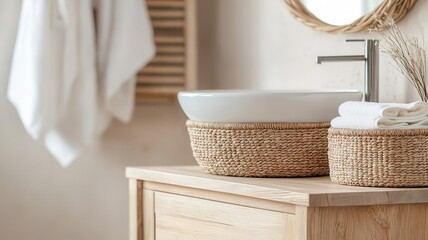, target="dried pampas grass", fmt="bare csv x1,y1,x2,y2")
372,17,428,102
